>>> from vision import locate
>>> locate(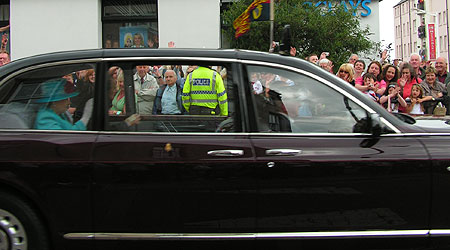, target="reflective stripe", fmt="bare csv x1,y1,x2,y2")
191,99,218,103
181,93,190,97
217,90,227,97
191,90,216,95
212,71,216,91
189,73,193,104
182,99,190,104
219,99,227,105
189,73,193,85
